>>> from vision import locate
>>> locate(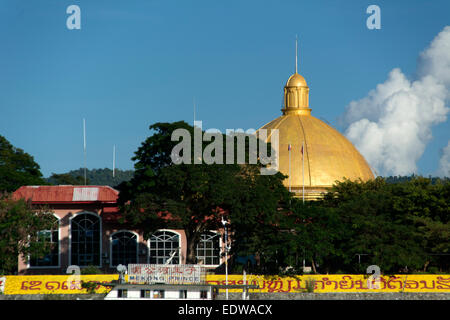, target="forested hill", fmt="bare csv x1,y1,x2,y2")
46,168,134,188
44,169,449,189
